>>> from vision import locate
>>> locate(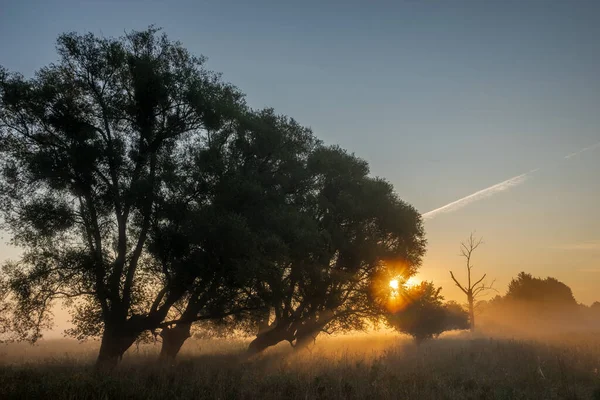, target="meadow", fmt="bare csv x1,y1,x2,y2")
1,331,600,399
